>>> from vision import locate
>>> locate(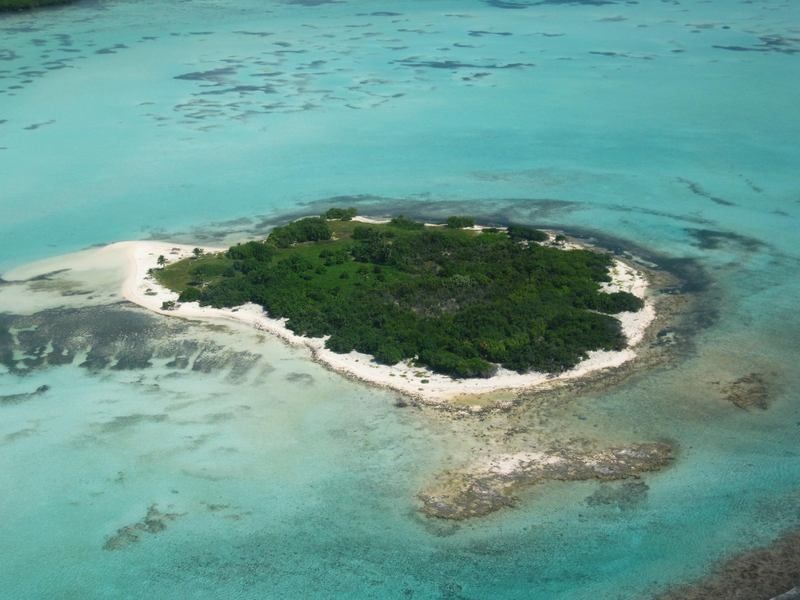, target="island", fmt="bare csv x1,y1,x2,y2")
119,209,655,403
0,0,73,11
